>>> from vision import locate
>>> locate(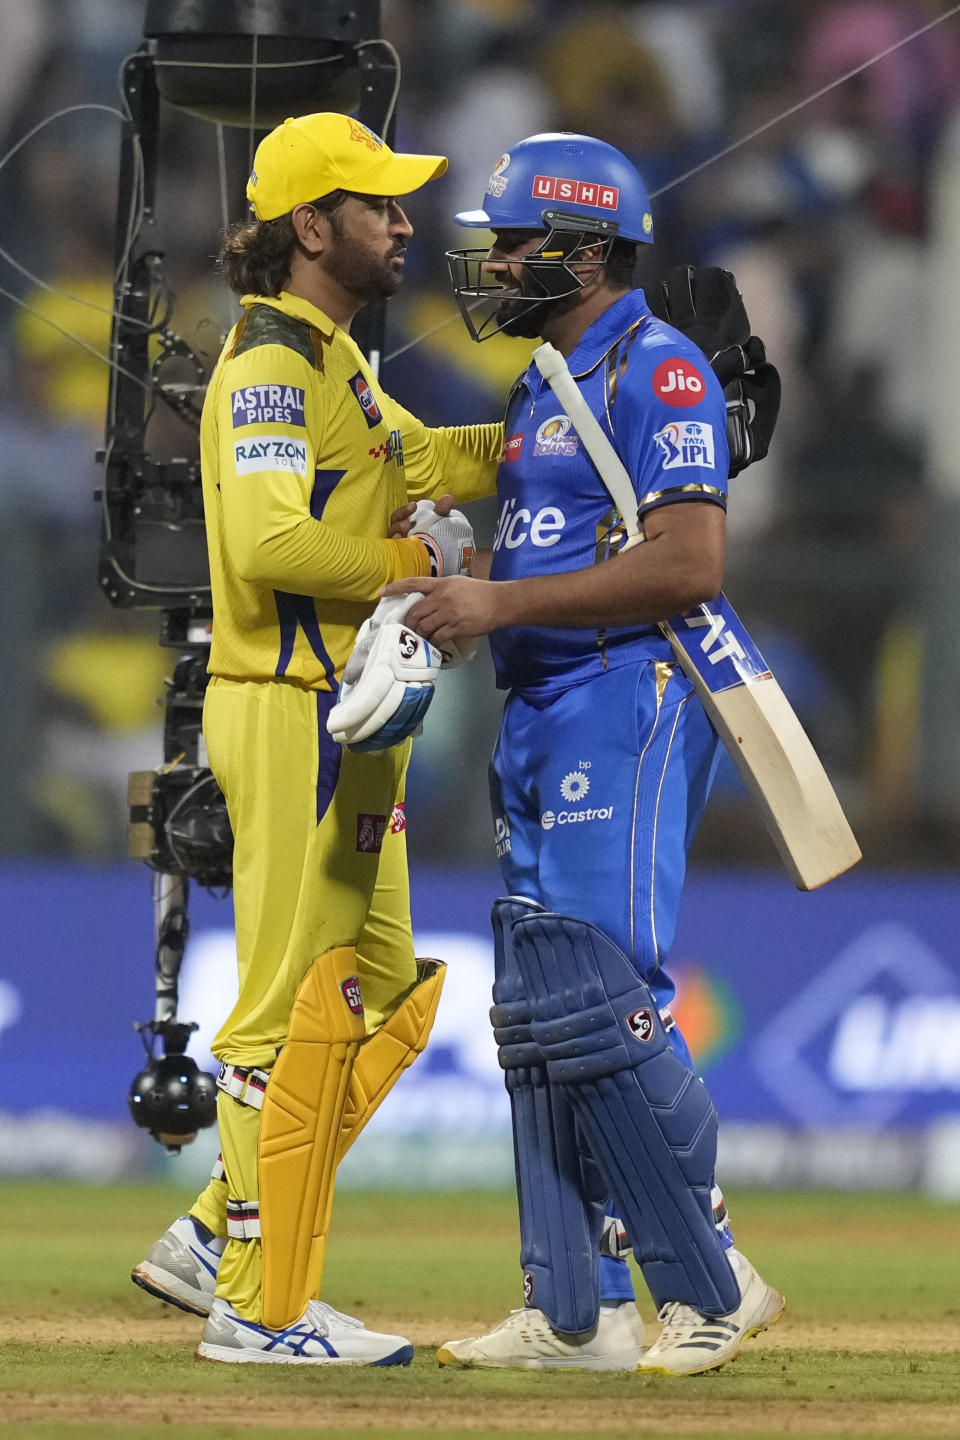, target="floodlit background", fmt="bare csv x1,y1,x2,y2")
2,0,960,1194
